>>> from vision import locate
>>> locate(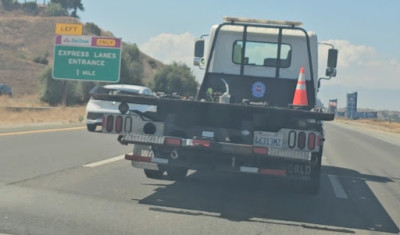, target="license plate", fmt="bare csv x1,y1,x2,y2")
254,131,283,148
